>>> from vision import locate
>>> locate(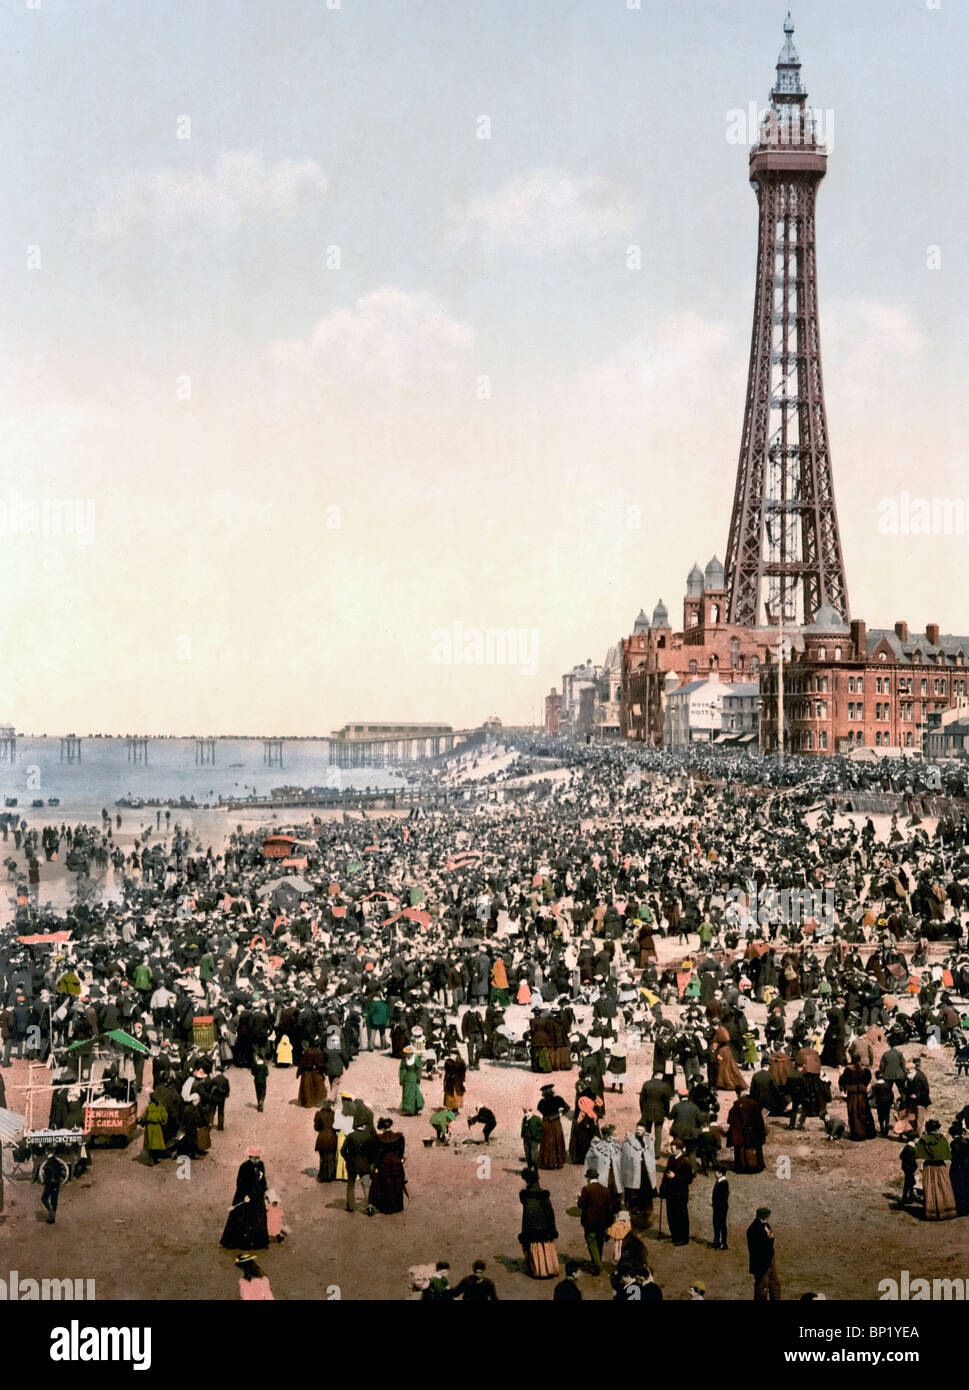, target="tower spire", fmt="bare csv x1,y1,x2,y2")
773,13,805,101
